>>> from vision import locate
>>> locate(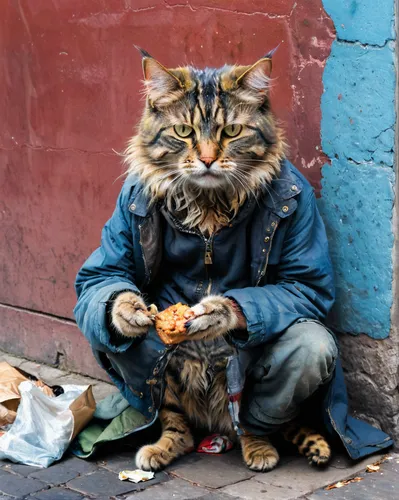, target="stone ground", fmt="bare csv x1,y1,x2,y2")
0,350,397,500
